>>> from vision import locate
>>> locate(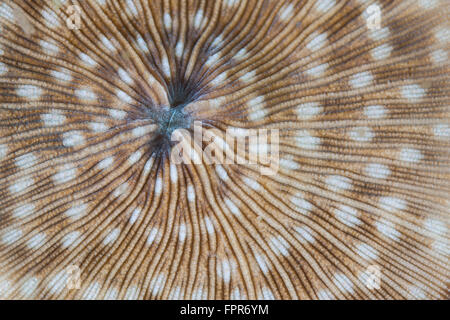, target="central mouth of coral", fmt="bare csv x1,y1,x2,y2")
157,107,190,138
148,105,192,153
